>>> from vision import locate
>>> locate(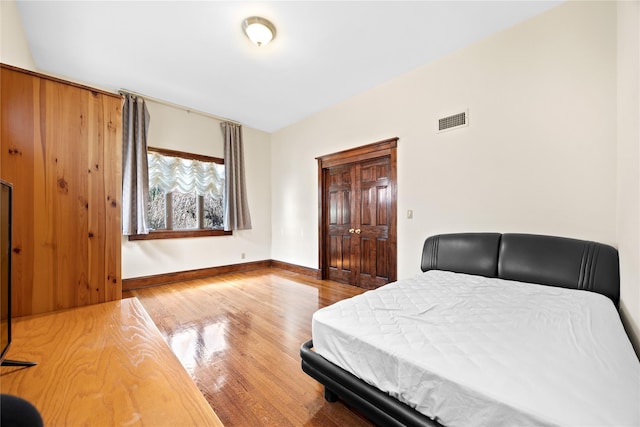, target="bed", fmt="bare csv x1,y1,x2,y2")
300,233,640,427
